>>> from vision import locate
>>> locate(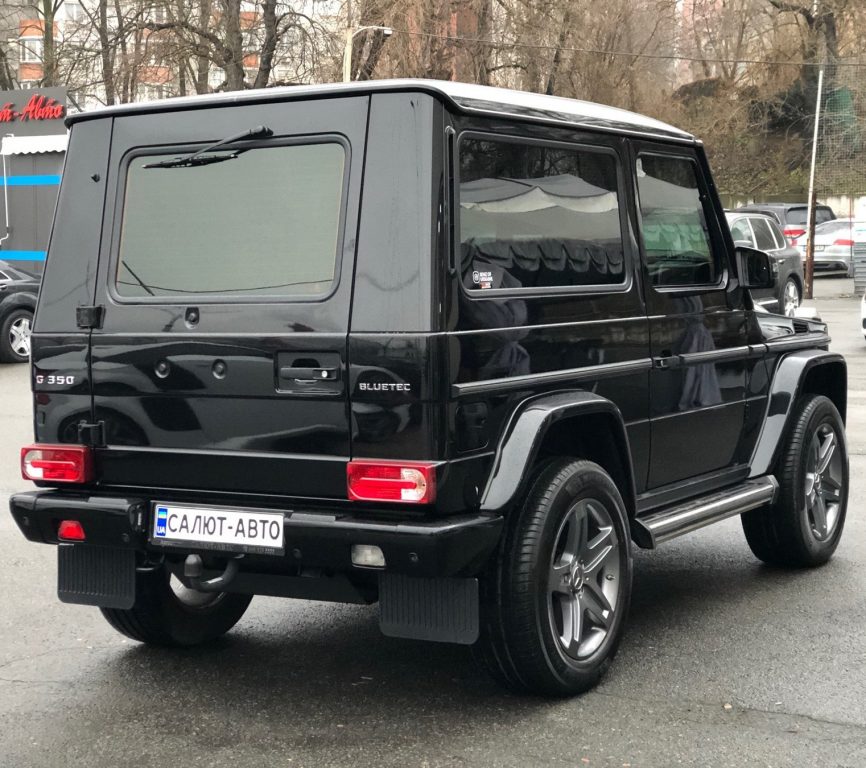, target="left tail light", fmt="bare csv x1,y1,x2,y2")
347,461,436,503
21,444,94,483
